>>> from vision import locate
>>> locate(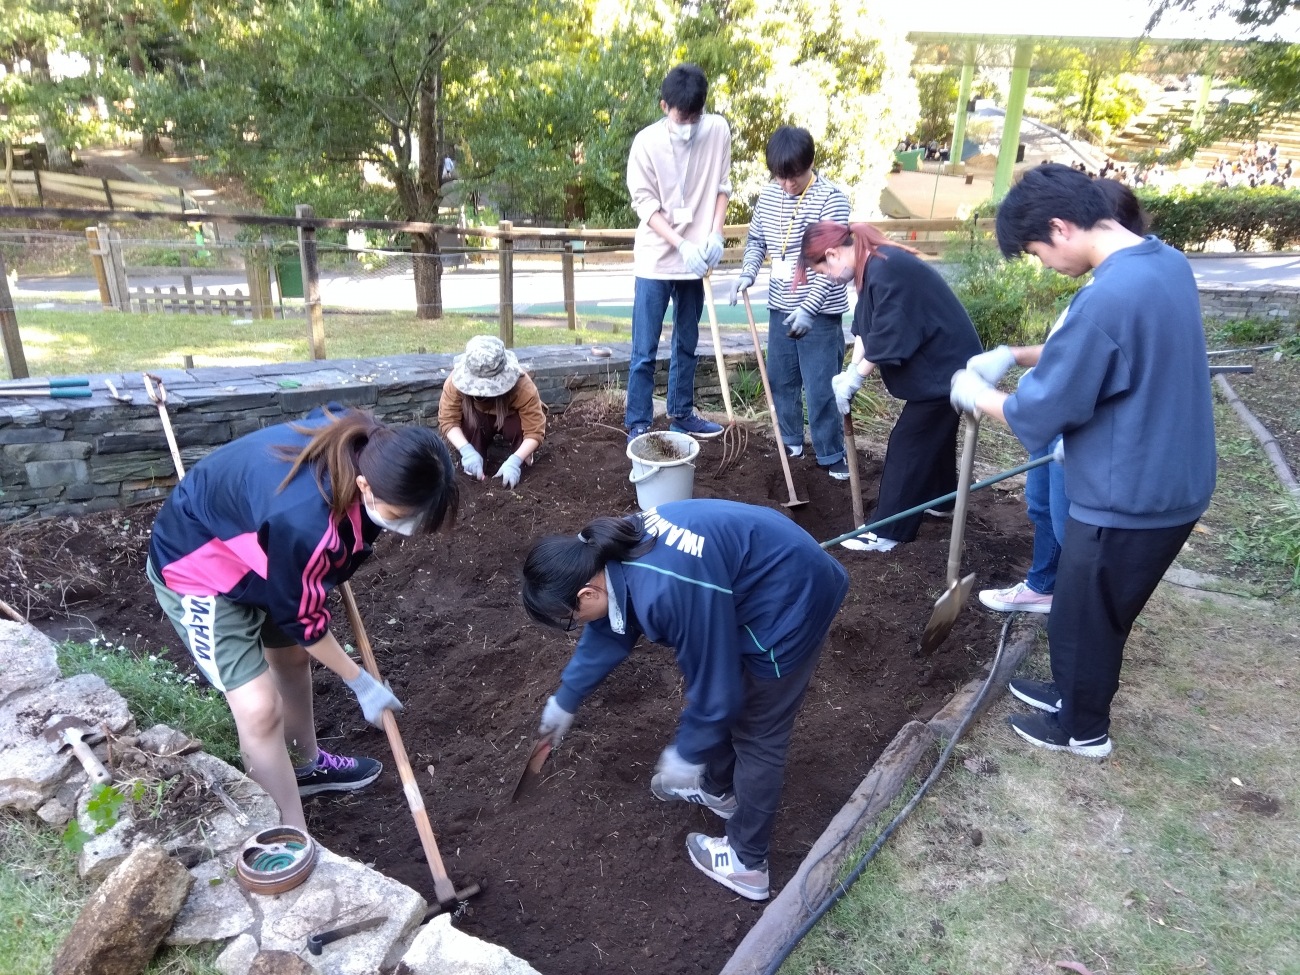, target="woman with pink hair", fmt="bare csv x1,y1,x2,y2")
798,222,982,552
